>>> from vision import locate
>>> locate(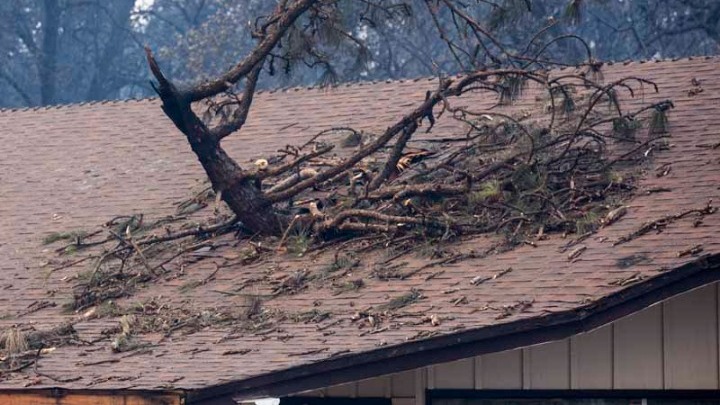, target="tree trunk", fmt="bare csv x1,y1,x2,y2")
86,0,136,101
39,0,59,105
191,138,287,235
153,83,286,236
145,1,318,236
